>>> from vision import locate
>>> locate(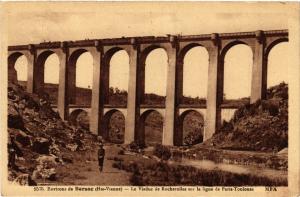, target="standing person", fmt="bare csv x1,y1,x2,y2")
8,136,22,170
98,143,105,172
8,139,16,169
